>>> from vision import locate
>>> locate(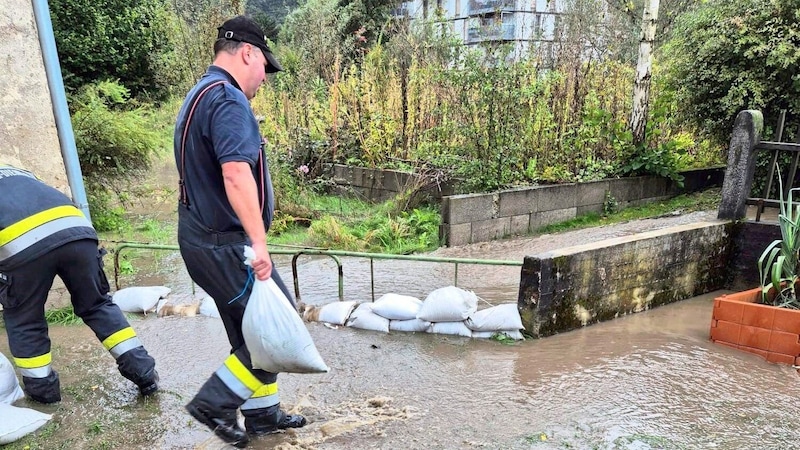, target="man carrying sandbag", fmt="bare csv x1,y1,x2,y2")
173,15,306,448
0,165,158,403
